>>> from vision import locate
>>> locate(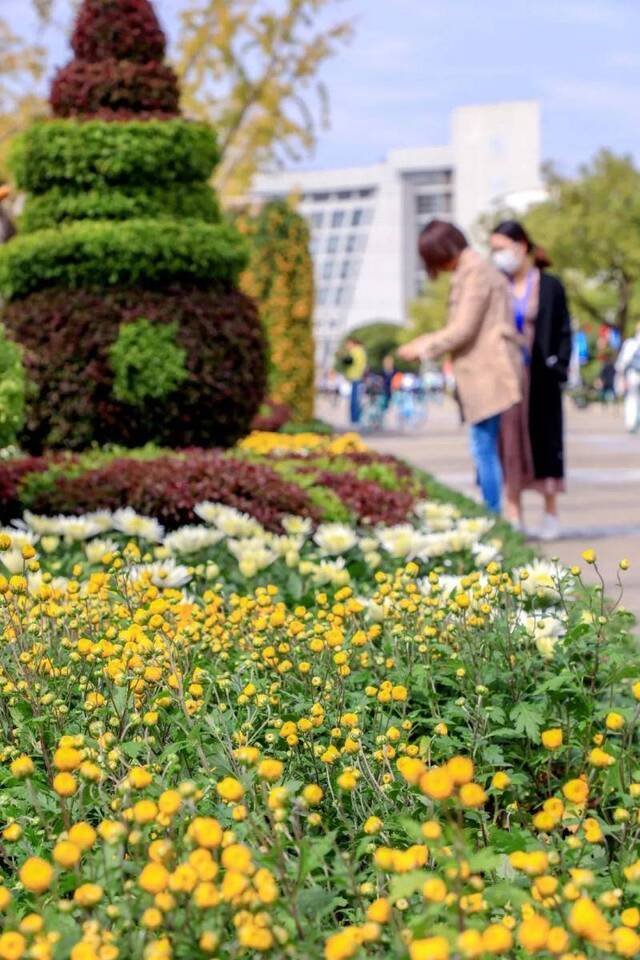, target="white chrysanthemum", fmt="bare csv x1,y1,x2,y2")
417,533,452,560
227,538,277,571
23,512,60,535
282,515,313,537
418,574,462,598
472,540,501,567
163,525,224,555
2,526,39,548
377,524,427,559
312,557,350,586
270,535,304,557
414,500,460,530
129,560,191,589
520,612,567,660
457,517,494,537
2,549,26,574
358,536,379,554
58,516,109,541
314,523,358,556
84,510,114,532
518,560,567,601
85,538,119,564
112,508,164,542
195,502,263,538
